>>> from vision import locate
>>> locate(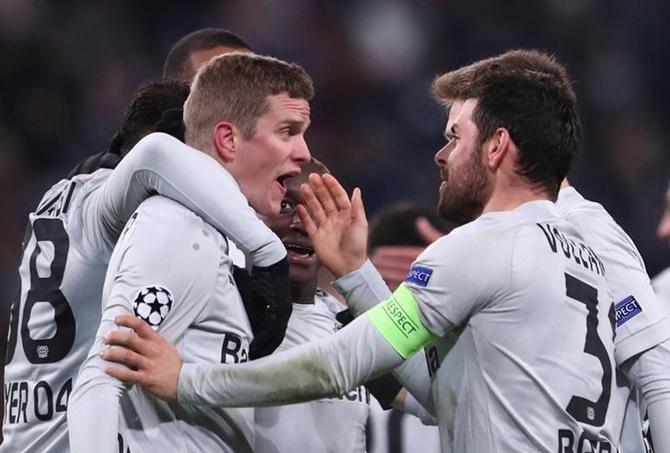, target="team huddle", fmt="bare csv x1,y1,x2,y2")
3,27,670,453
